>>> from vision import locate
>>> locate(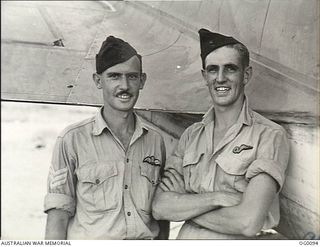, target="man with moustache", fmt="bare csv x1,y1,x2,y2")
44,36,169,240
152,28,289,239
